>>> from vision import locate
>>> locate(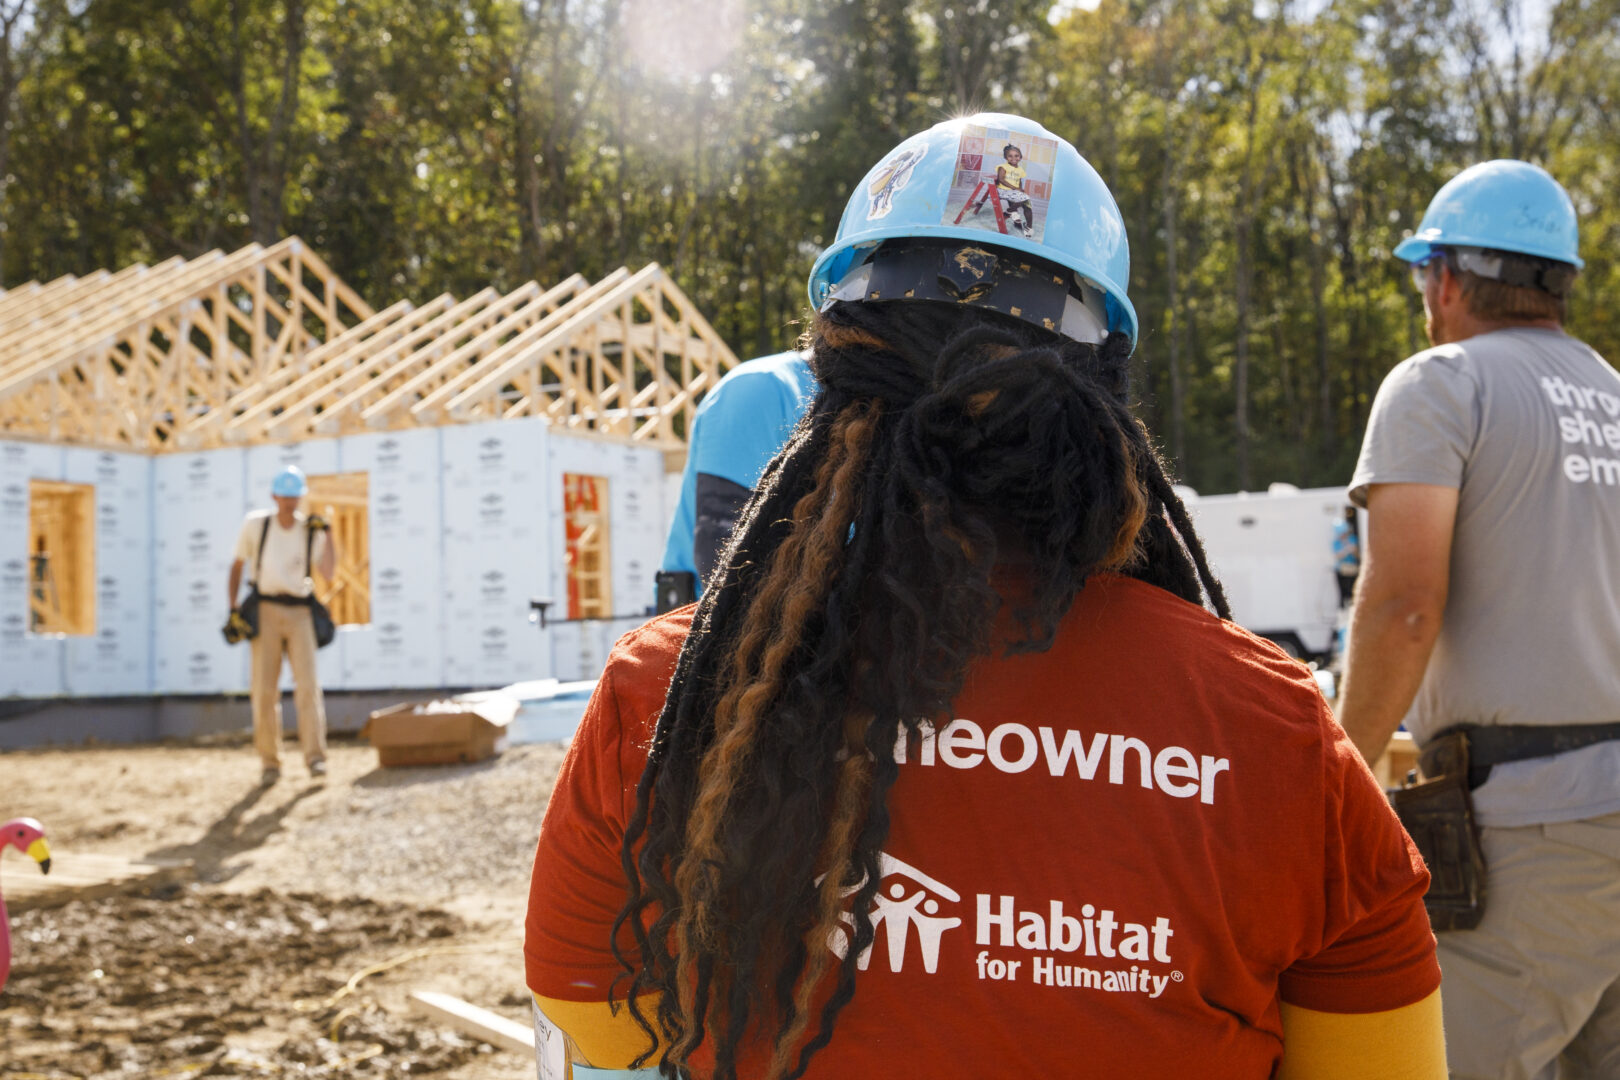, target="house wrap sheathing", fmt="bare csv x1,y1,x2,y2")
0,239,737,698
